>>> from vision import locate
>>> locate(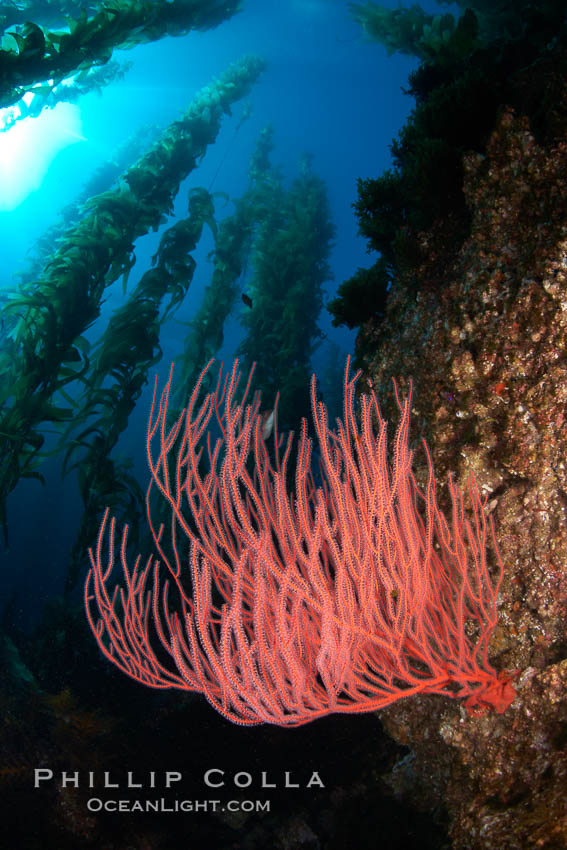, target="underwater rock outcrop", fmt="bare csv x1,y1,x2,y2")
340,7,567,848
337,0,567,337
357,103,567,850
